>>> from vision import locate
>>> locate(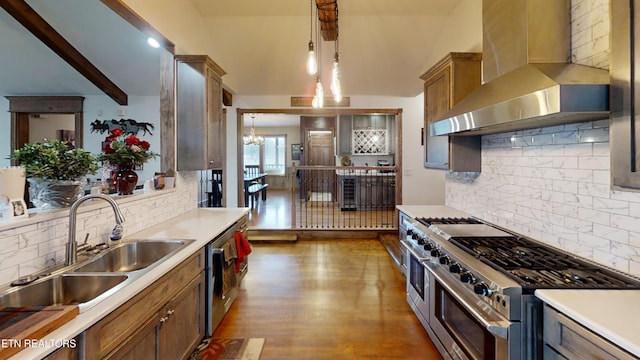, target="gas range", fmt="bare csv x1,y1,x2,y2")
404,216,640,320
402,215,640,359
